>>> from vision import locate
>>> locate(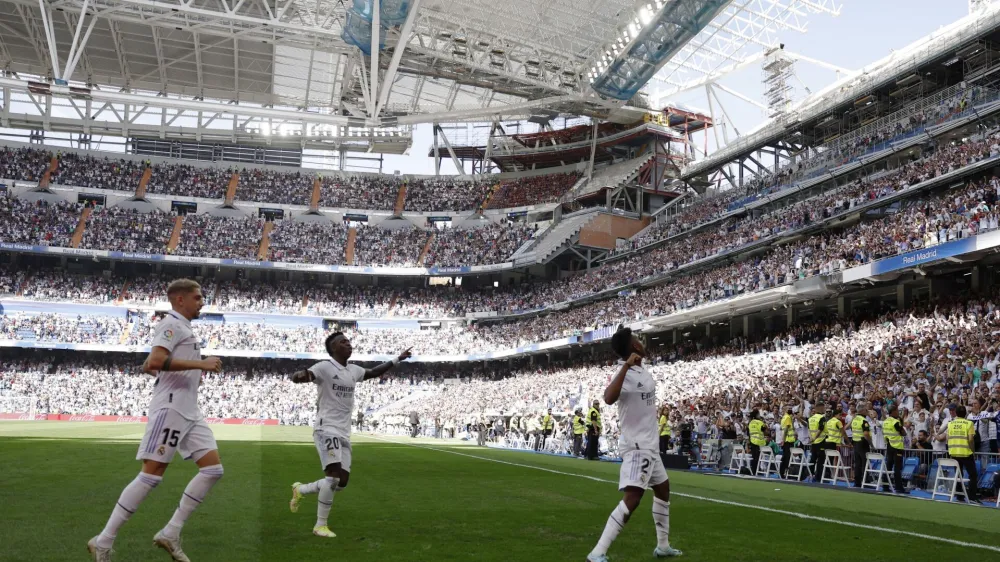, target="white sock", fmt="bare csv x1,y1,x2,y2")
652,497,671,549
97,473,162,548
316,476,338,527
162,464,224,539
591,500,630,556
298,477,326,495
